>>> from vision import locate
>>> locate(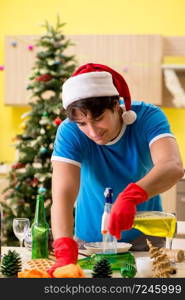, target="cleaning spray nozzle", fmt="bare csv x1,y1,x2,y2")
104,187,113,204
